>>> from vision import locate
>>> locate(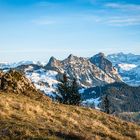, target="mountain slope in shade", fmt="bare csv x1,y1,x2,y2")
107,53,140,86
81,82,140,112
